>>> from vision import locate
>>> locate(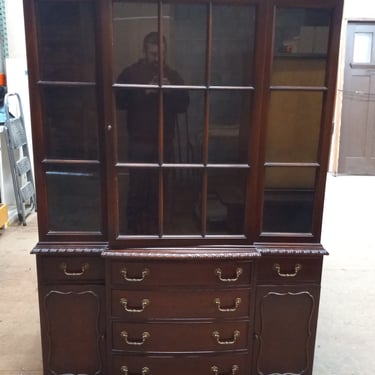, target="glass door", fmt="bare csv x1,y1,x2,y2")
111,0,258,242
